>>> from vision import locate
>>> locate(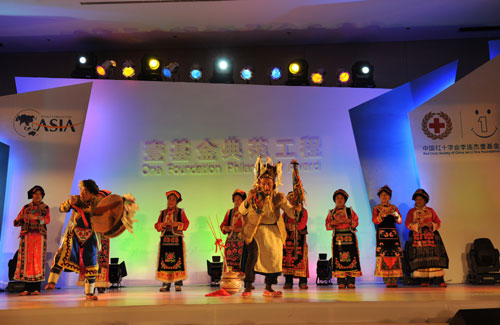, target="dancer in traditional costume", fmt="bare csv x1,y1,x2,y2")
220,189,247,273
156,190,189,292
13,185,50,296
238,157,295,297
45,180,102,300
406,189,448,287
77,189,112,292
282,192,309,289
325,189,362,288
372,185,403,288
